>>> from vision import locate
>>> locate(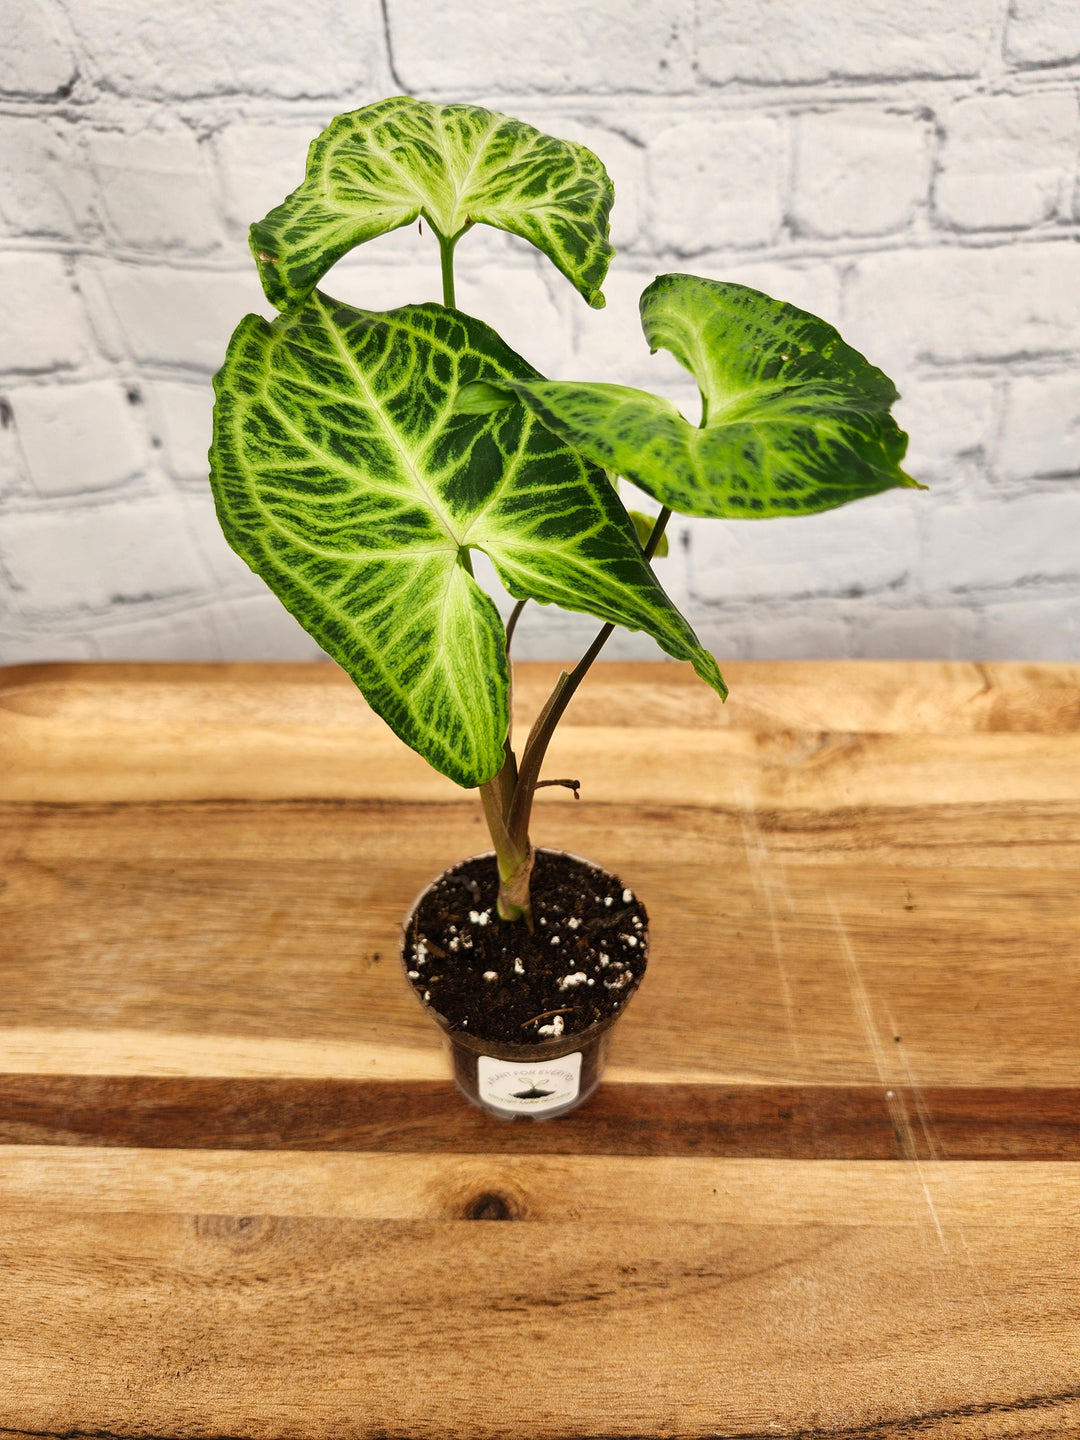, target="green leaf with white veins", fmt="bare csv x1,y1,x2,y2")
210,296,724,788
250,96,615,313
490,274,923,519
